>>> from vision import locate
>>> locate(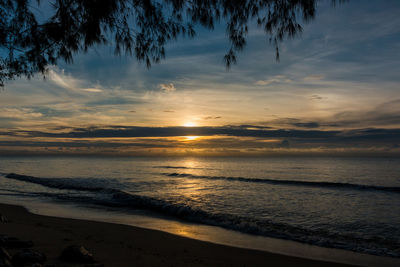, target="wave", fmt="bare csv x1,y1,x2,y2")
2,172,400,257
163,173,400,194
4,173,119,193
